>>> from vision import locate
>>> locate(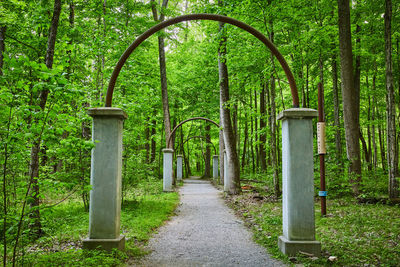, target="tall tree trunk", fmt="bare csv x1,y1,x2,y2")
241,110,249,169
28,0,61,238
268,18,280,197
204,125,211,178
151,0,171,148
218,19,240,194
337,0,361,195
145,119,150,163
372,62,379,169
0,26,6,75
378,111,387,172
384,0,399,199
254,90,259,169
1,27,8,266
332,54,343,167
250,90,255,172
259,81,267,171
366,76,373,171
151,109,157,163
